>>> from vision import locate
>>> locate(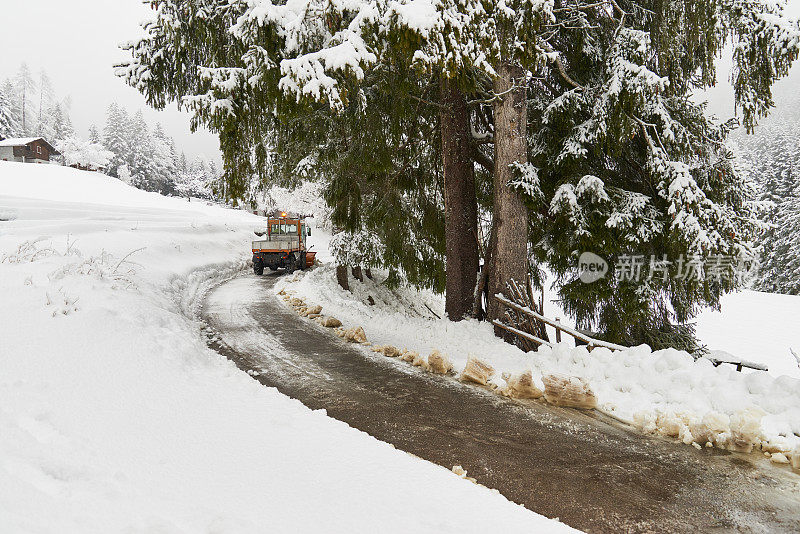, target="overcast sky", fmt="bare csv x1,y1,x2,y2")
0,0,220,160
1,0,798,160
